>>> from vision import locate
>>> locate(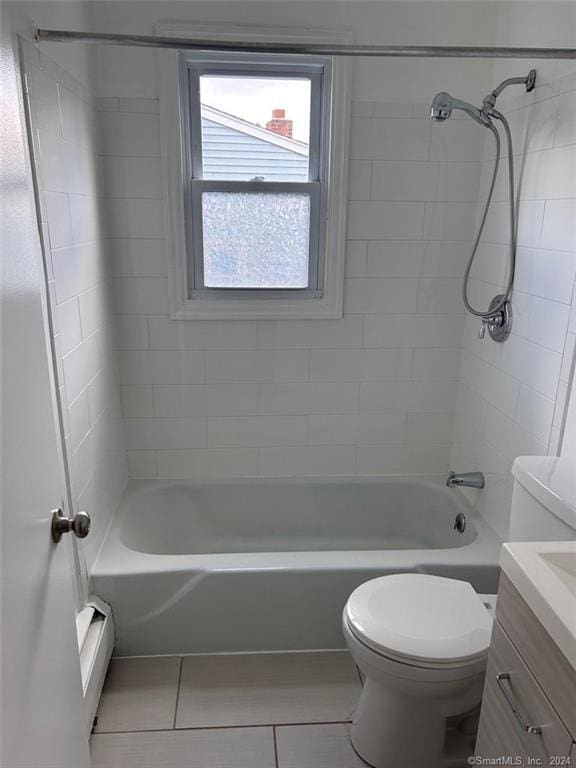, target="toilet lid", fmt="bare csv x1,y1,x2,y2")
345,574,493,666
